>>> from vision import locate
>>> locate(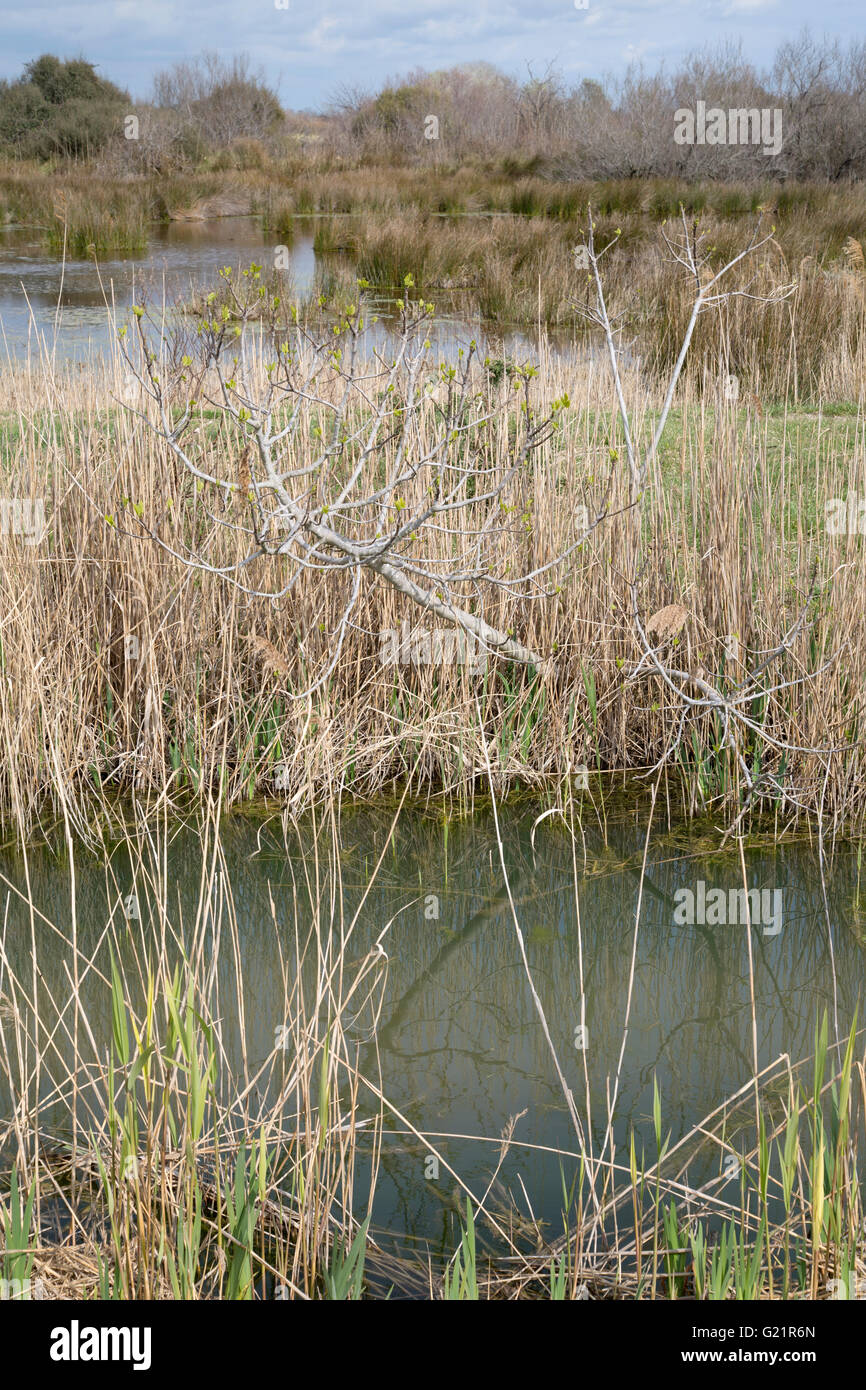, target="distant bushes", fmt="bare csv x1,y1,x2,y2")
0,55,128,159
152,54,283,146
332,33,866,183
2,35,866,186
101,52,287,175
0,51,286,173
